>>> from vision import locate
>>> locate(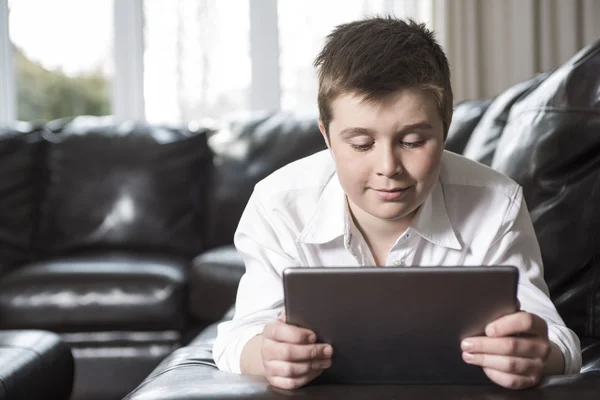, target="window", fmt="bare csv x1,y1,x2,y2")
277,0,386,112
0,0,435,125
8,0,113,122
143,0,251,124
